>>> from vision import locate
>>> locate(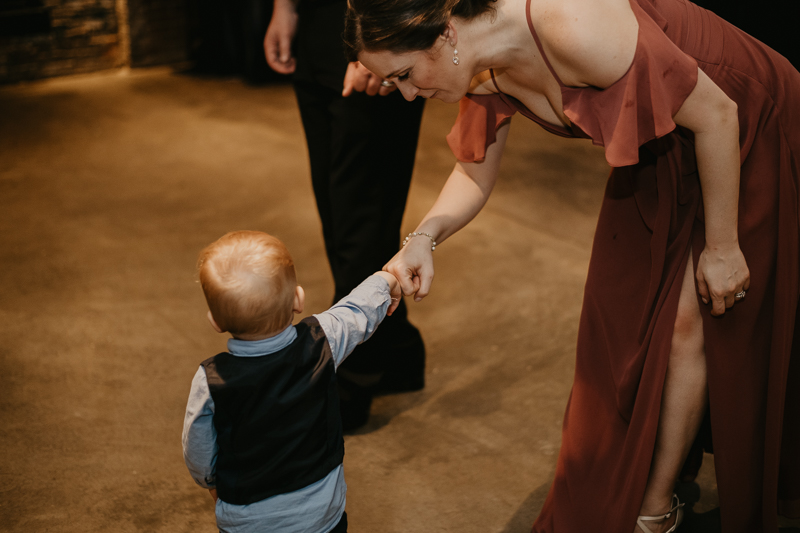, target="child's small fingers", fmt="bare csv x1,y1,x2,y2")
387,297,400,315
